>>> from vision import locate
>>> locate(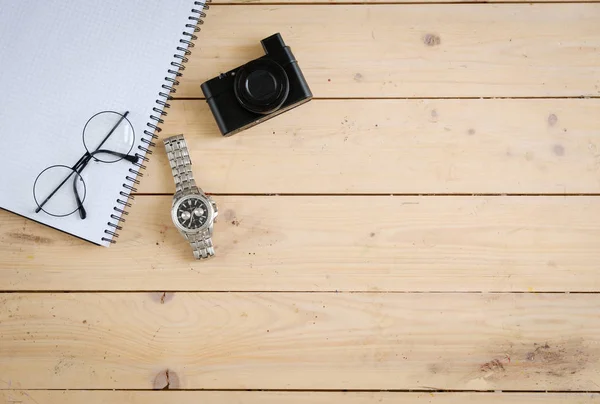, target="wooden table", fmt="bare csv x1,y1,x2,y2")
2,1,600,403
